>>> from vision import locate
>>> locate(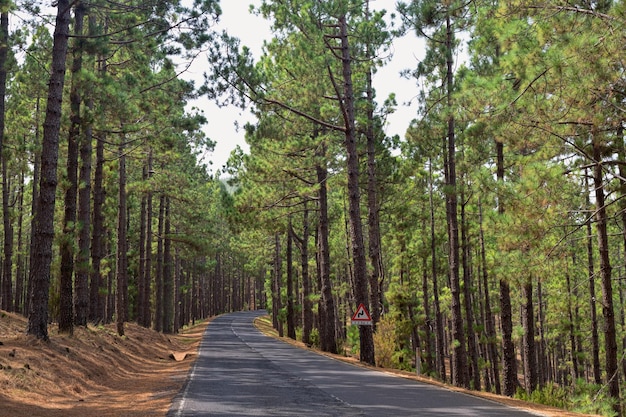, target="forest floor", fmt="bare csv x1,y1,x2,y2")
0,309,601,417
0,310,206,416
